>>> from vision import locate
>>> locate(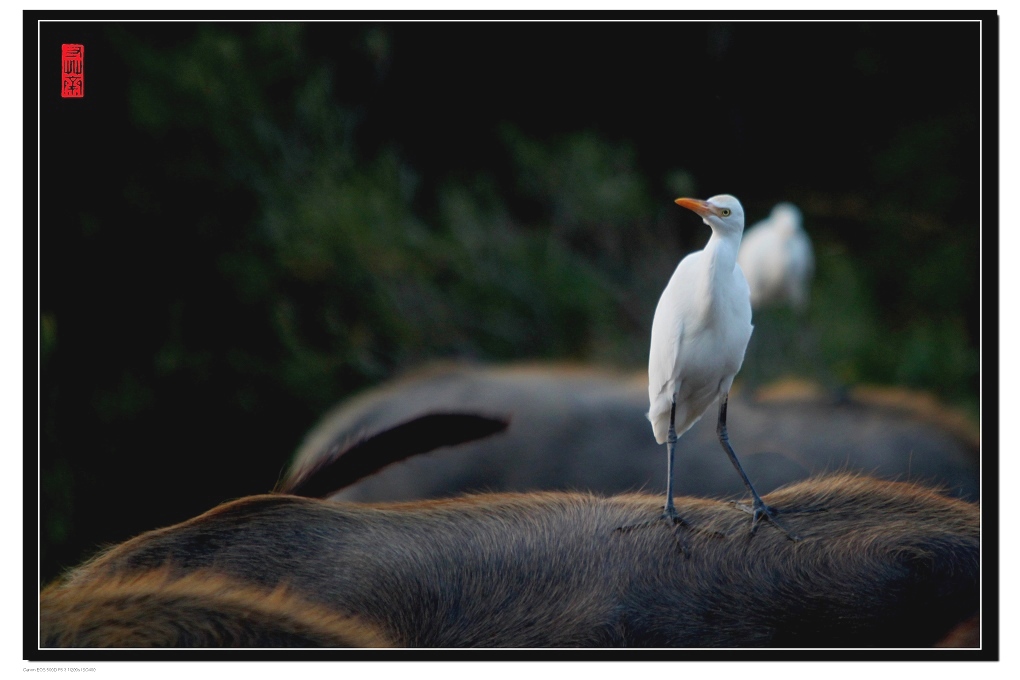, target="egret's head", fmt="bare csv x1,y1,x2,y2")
770,202,803,234
674,194,745,236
